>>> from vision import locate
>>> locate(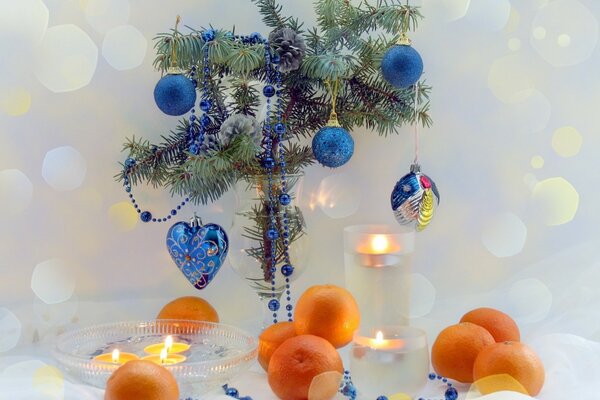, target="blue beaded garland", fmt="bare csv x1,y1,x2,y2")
268,299,280,311
263,85,275,97
199,99,212,112
281,264,294,277
124,157,136,169
312,126,354,168
154,73,197,116
279,193,291,205
274,123,286,134
381,44,423,89
445,387,458,400
140,211,153,222
202,29,215,42
377,397,389,400
266,229,279,240
261,157,275,169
